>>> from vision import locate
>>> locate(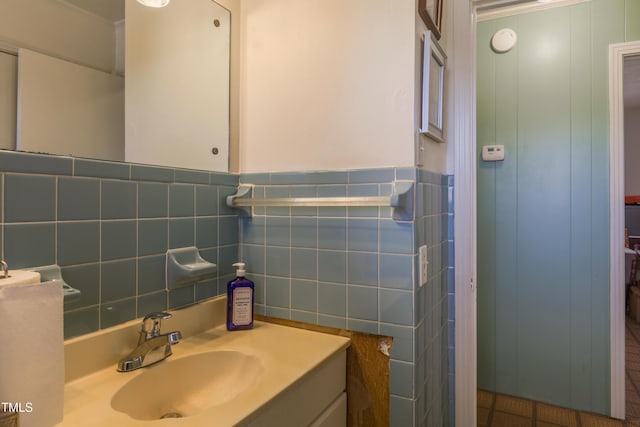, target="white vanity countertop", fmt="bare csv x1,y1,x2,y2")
56,297,350,426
